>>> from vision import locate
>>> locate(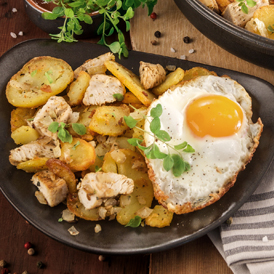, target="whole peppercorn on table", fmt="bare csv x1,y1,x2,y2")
0,1,273,274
